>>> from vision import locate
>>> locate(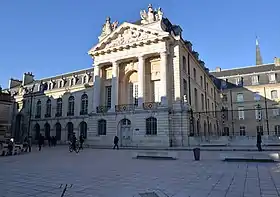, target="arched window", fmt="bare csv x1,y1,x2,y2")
56,98,62,117
79,121,87,139
204,121,207,136
36,100,41,118
55,123,61,140
67,122,74,141
68,96,75,116
146,117,157,135
271,90,278,99
45,99,51,117
44,123,50,139
34,124,40,140
98,119,106,135
80,94,88,115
